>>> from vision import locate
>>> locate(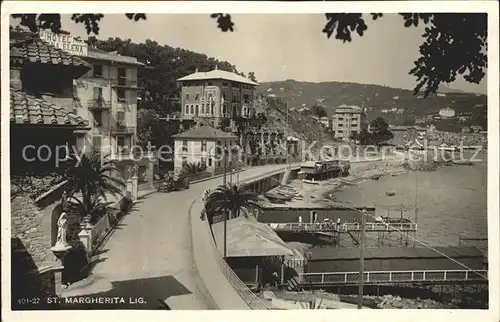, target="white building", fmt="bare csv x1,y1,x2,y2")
331,105,365,141
171,125,237,173
439,107,456,119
